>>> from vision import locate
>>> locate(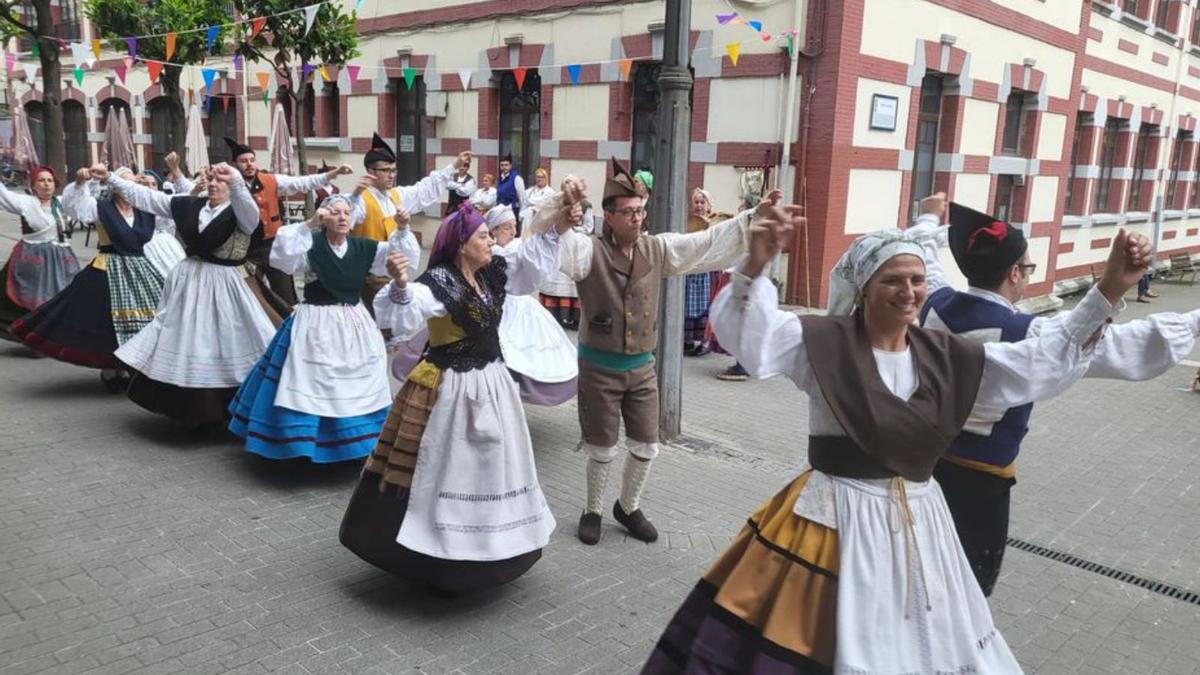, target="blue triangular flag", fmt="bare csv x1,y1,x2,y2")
567,64,581,85
206,26,219,52
202,68,217,91
748,20,763,32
